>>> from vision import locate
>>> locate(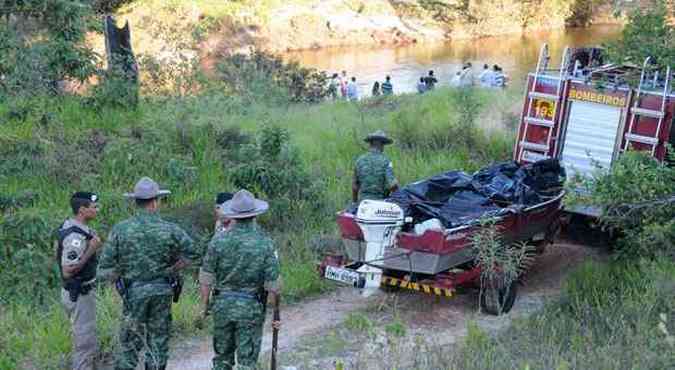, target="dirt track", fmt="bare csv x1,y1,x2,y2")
167,239,604,369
